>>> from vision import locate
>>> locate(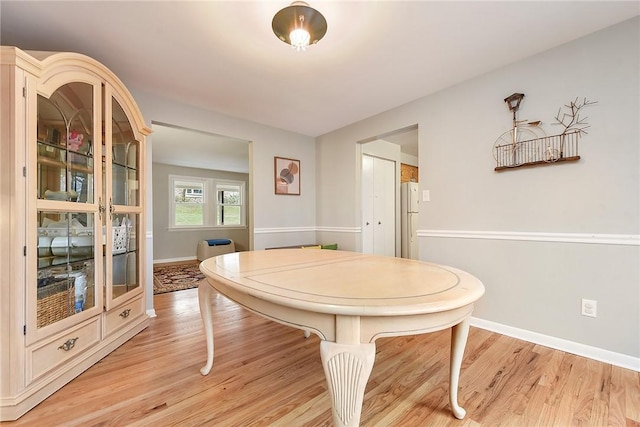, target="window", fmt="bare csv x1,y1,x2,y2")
216,182,243,226
171,177,207,227
169,175,245,229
